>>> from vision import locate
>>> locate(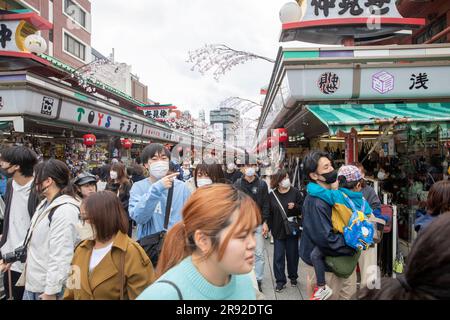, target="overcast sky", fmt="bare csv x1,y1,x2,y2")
91,0,315,122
